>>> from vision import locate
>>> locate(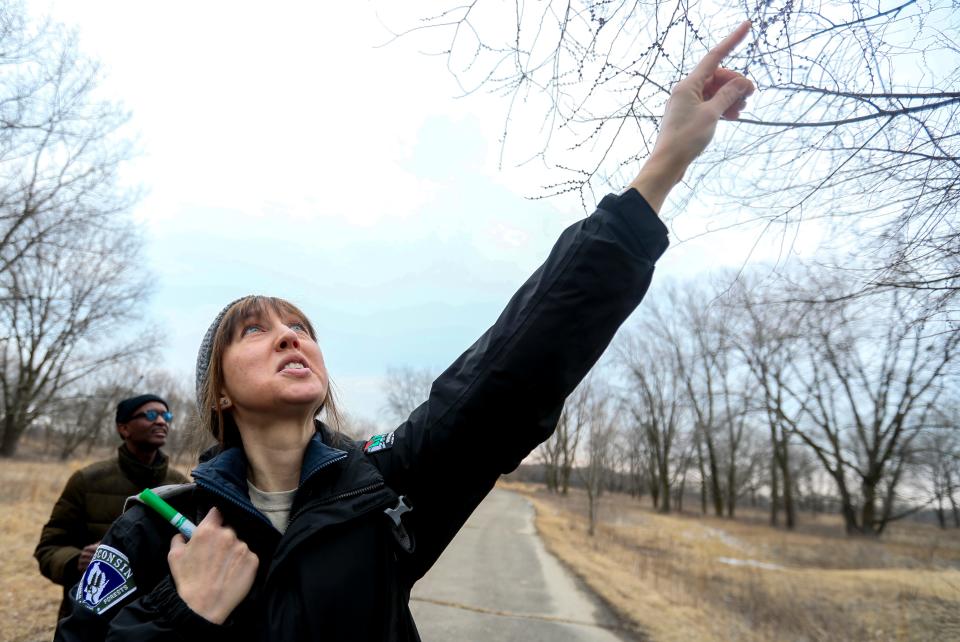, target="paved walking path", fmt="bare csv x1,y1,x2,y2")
410,488,631,641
